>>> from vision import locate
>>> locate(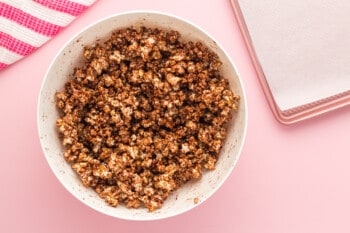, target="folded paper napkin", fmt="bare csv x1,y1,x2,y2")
0,0,97,71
